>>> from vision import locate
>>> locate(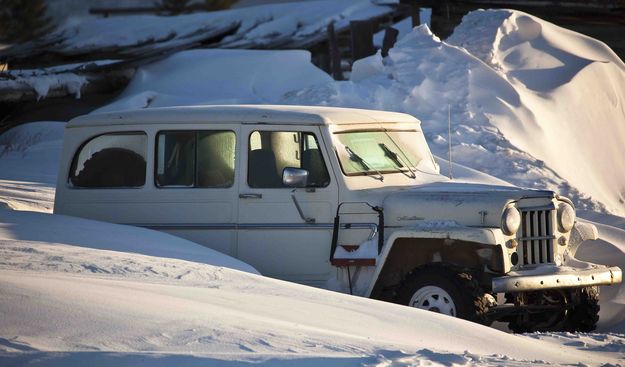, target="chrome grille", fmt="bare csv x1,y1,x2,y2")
518,209,554,266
